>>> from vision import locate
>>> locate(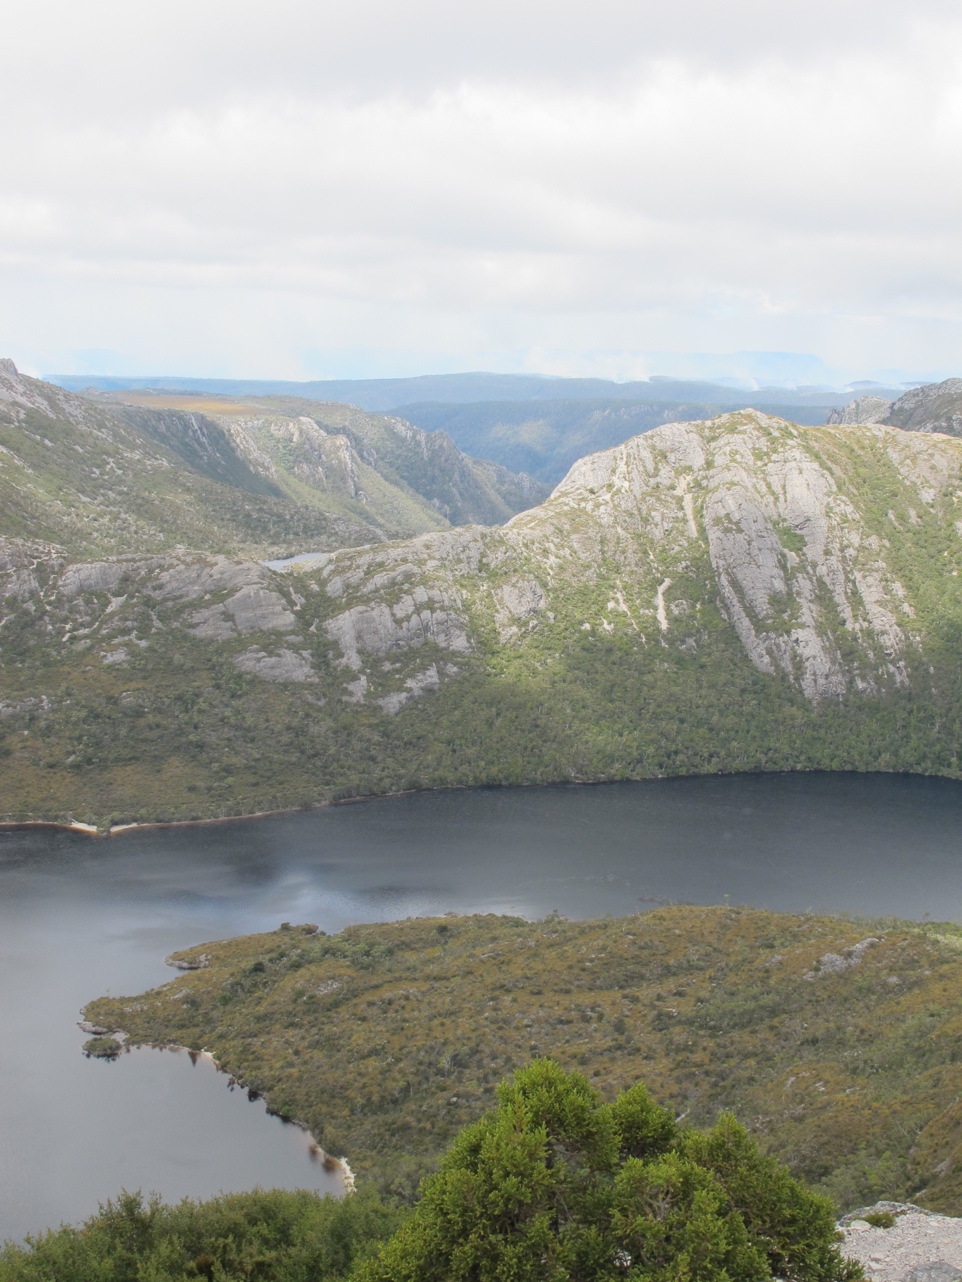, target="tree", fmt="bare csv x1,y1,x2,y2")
359,1060,861,1282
